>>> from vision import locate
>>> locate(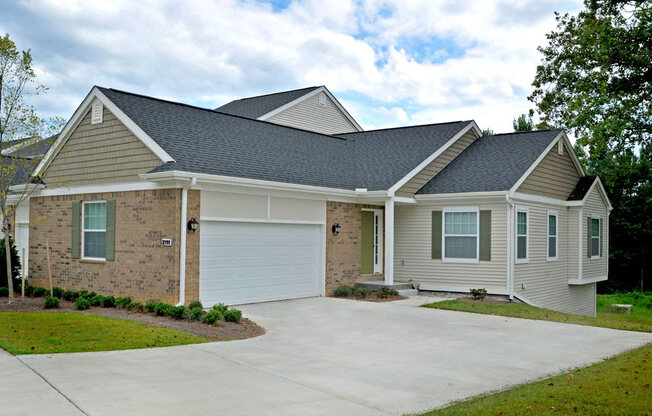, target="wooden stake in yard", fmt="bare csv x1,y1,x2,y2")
21,247,25,300
46,240,53,297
